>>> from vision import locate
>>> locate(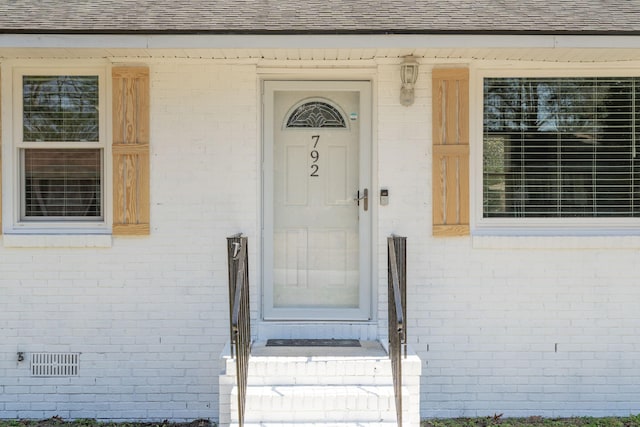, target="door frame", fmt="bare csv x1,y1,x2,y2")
262,80,373,321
